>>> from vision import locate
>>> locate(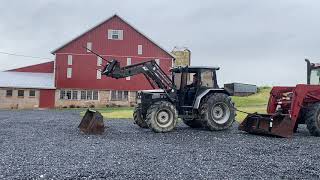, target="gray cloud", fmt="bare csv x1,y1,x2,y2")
0,0,319,86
